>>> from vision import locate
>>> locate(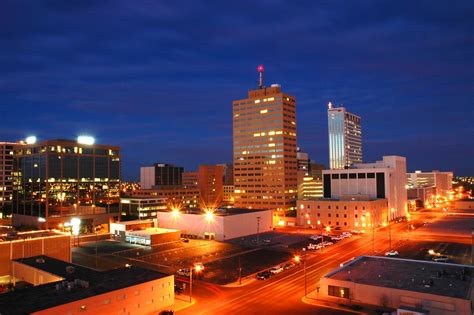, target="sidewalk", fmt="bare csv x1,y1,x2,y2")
172,296,196,312
302,290,393,314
